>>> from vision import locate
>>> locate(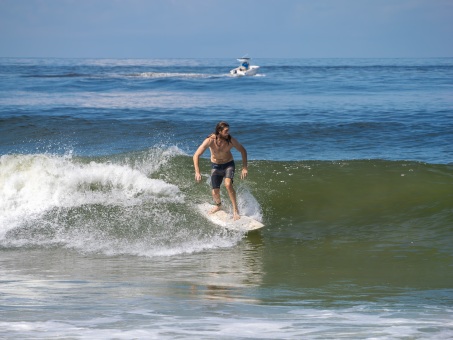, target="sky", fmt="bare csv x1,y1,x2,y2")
0,0,452,58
